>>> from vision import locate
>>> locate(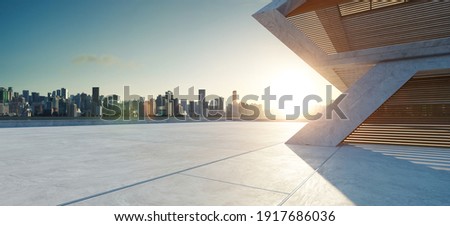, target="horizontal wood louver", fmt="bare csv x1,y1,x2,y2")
343,2,450,51
338,0,407,16
286,1,450,54
344,71,450,148
286,11,338,54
